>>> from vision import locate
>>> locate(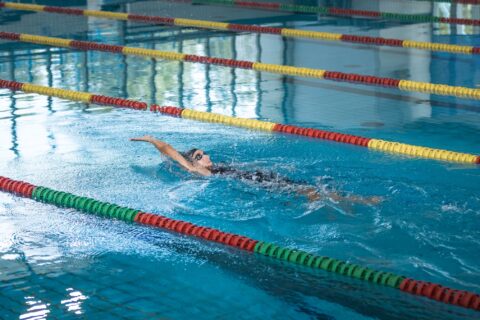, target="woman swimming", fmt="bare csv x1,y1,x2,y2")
130,135,382,205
